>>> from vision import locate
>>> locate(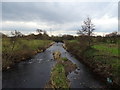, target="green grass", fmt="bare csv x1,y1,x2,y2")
92,44,118,56
85,47,119,66
68,40,78,43
85,44,120,85
51,64,69,88
50,52,73,88
61,57,68,61
2,38,52,52
65,40,120,86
